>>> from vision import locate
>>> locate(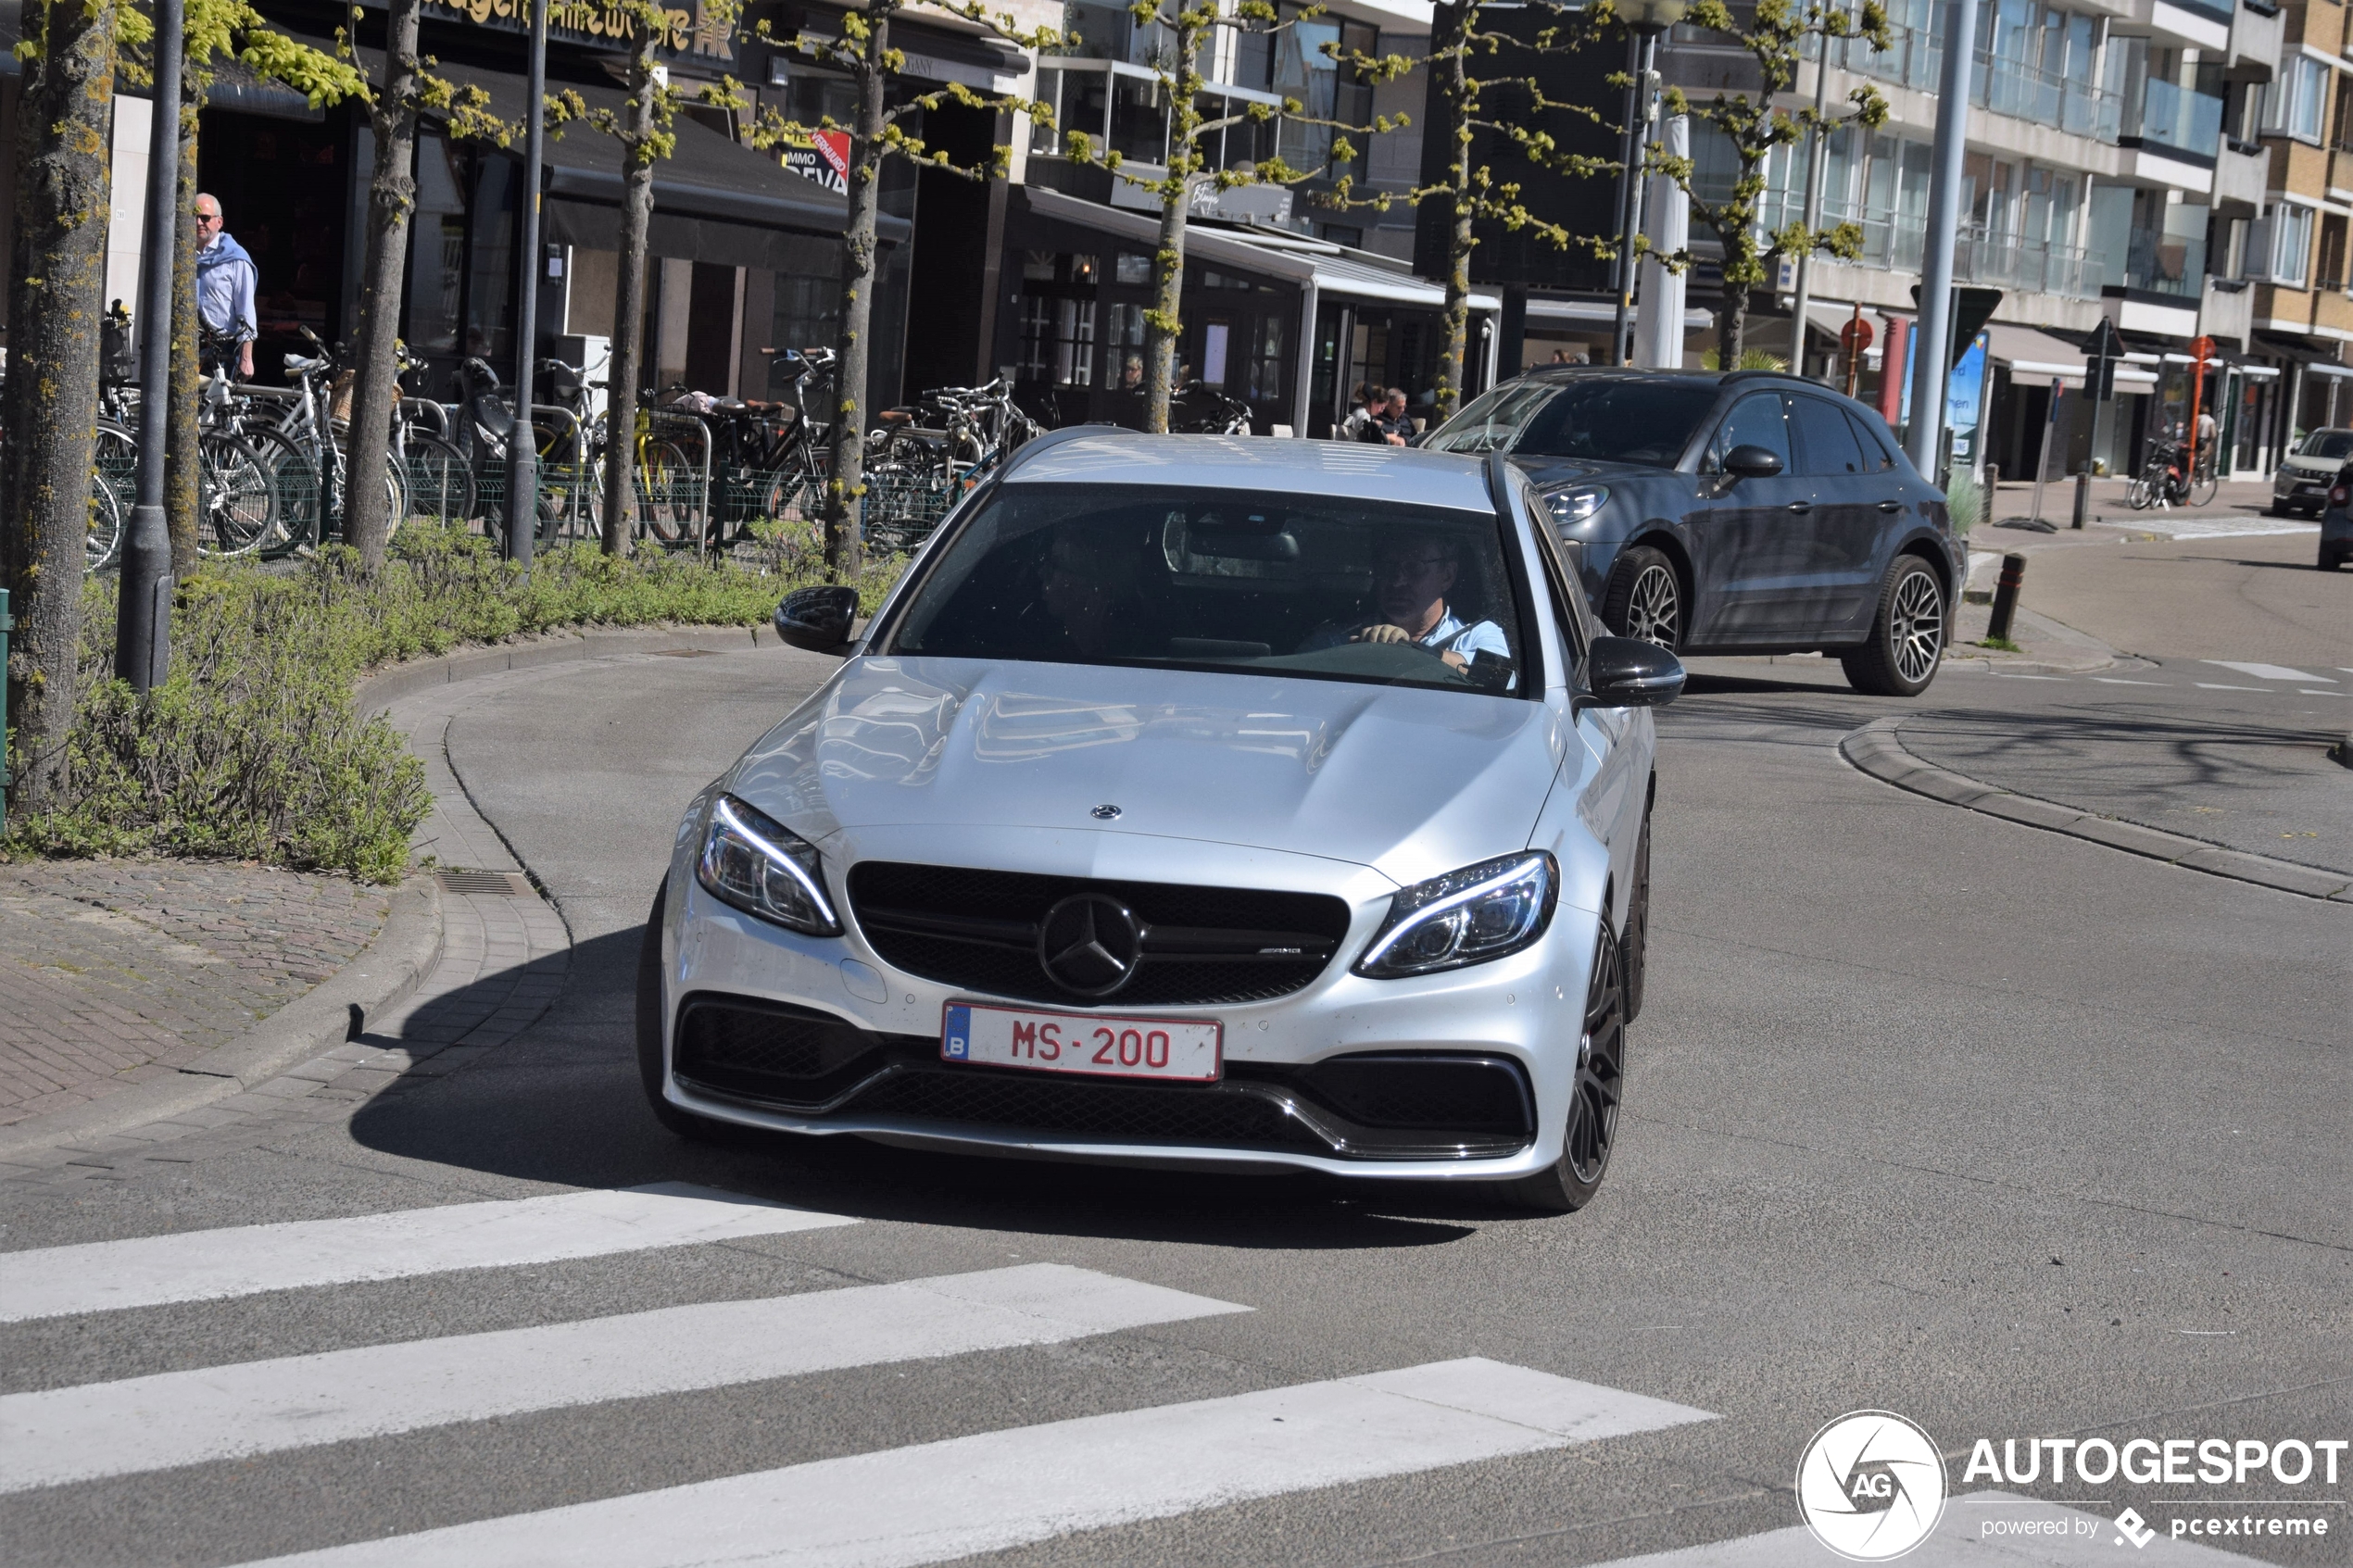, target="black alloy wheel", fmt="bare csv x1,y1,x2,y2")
1495,922,1627,1213
1840,555,1945,696
635,877,731,1143
1602,545,1683,651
